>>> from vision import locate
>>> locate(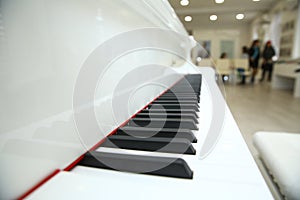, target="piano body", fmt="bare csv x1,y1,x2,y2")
0,1,273,199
